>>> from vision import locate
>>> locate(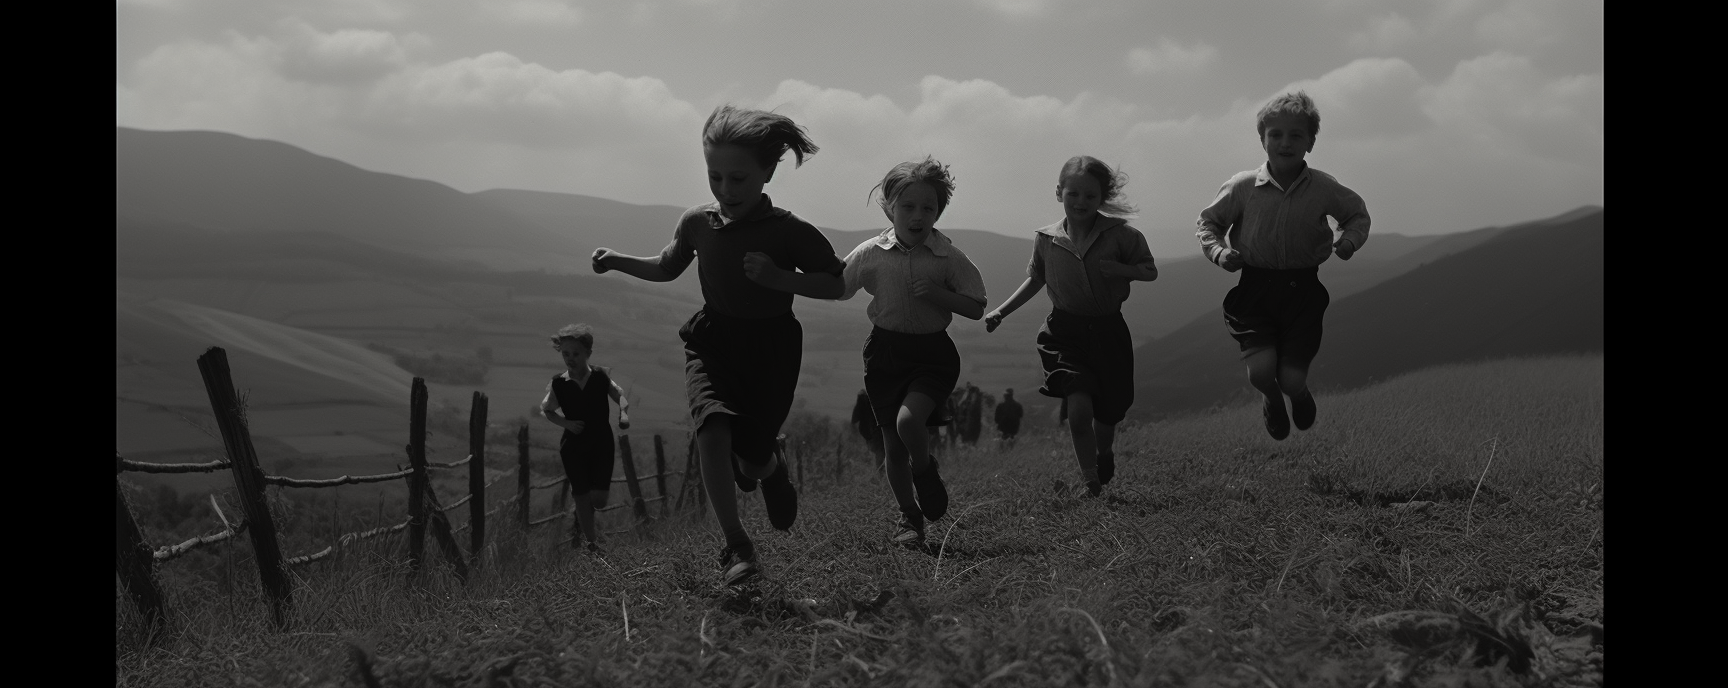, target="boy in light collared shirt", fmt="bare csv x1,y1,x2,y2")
1196,90,1371,440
